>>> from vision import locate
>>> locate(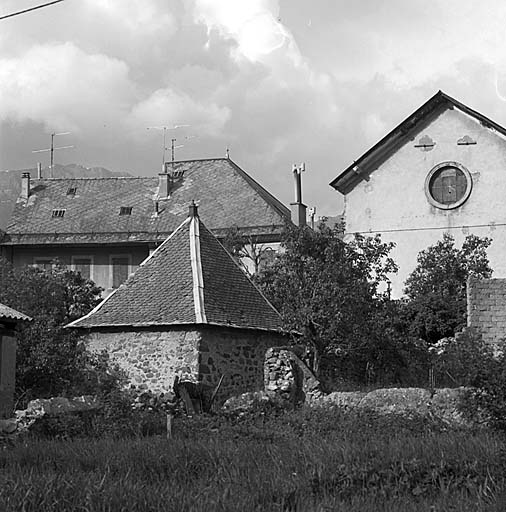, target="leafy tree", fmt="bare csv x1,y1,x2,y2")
257,223,398,380
403,233,492,344
0,258,113,402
